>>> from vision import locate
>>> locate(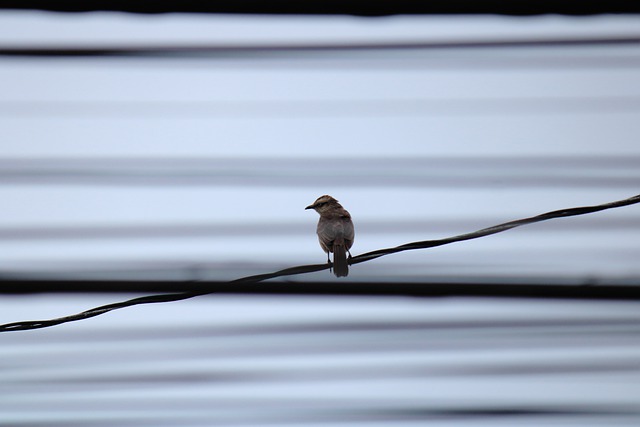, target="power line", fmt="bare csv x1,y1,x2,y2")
1,193,638,333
